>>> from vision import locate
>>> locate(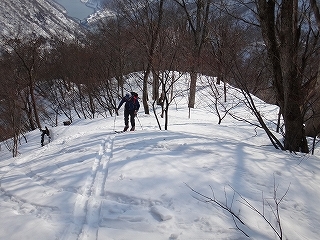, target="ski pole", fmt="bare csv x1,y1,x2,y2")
113,110,117,131
136,115,143,130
